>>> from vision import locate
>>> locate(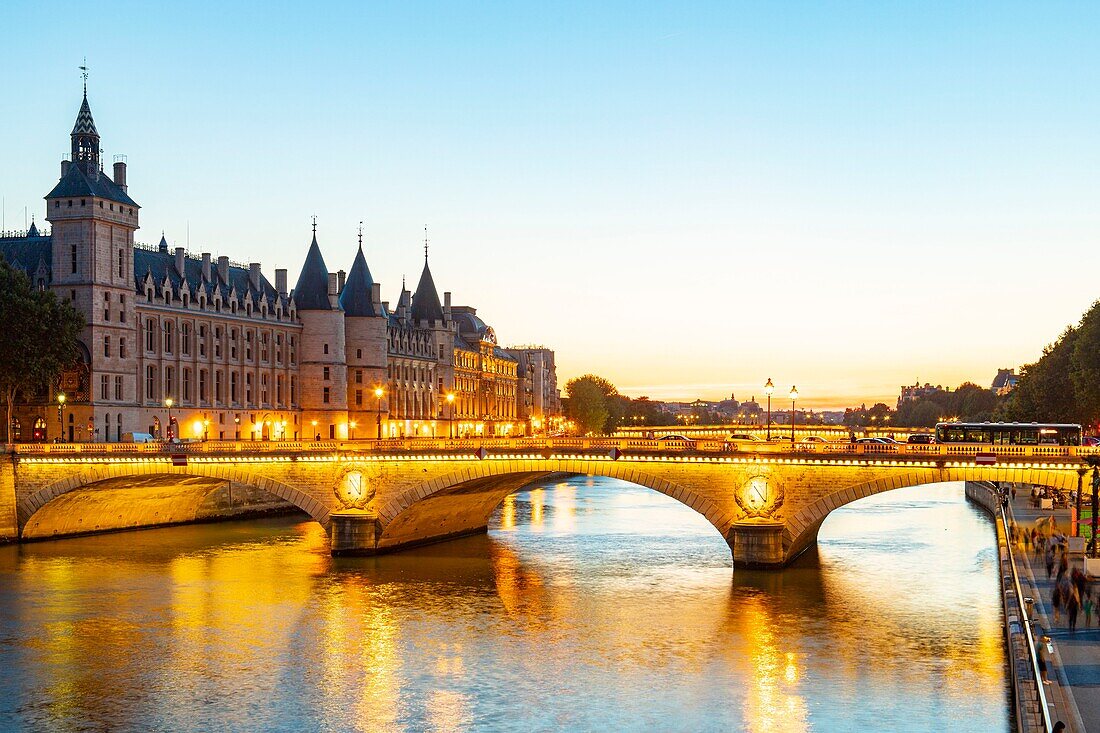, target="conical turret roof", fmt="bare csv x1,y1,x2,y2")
338,244,377,317
411,258,444,323
293,234,333,310
71,93,99,137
